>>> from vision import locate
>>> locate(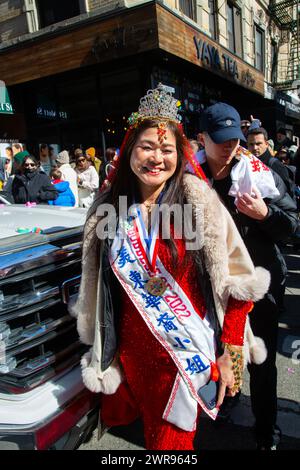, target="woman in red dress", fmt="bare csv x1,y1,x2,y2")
72,85,270,450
